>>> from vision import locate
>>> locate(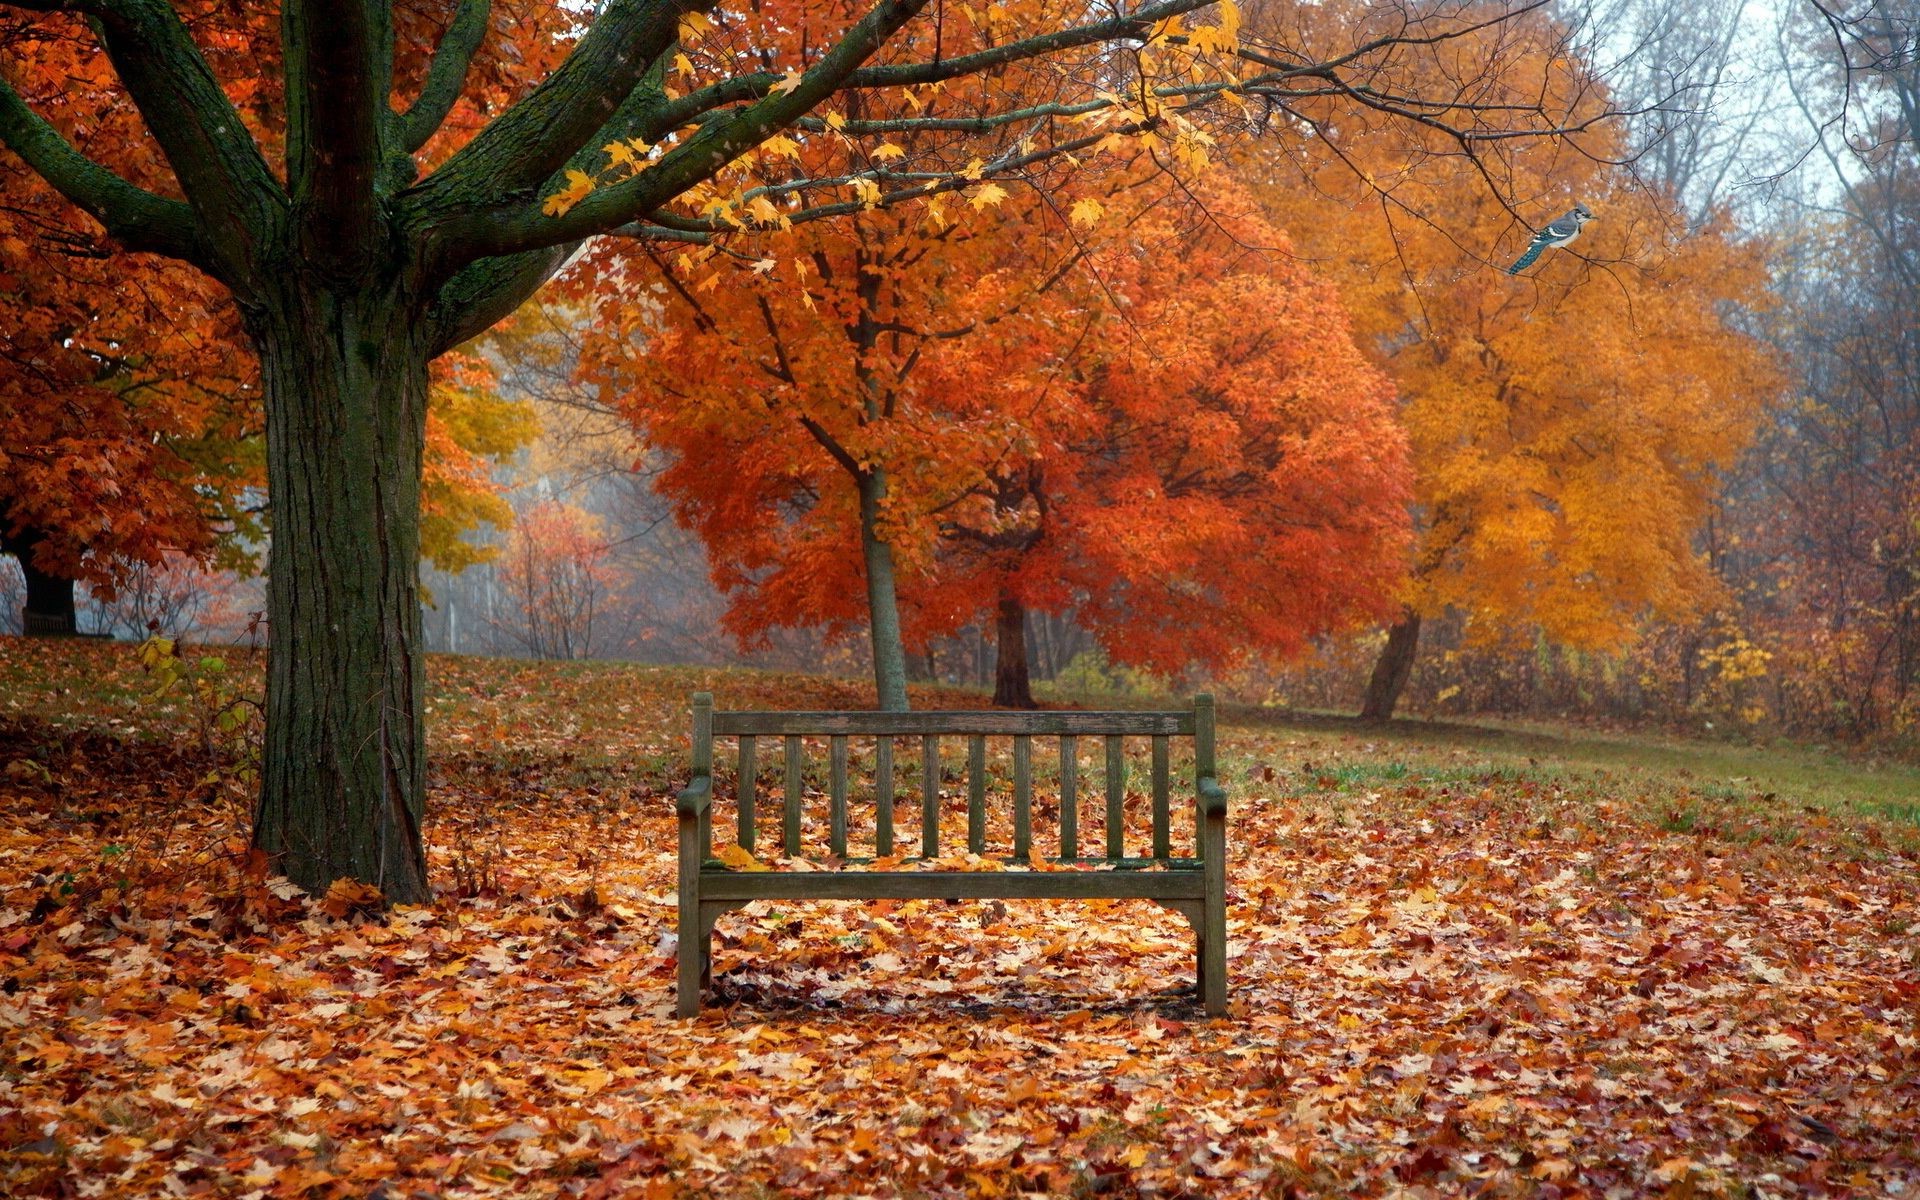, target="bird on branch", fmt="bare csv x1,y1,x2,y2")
1506,204,1594,275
